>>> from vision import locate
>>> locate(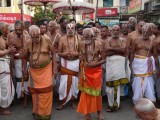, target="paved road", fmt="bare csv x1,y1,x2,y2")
1,97,137,120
